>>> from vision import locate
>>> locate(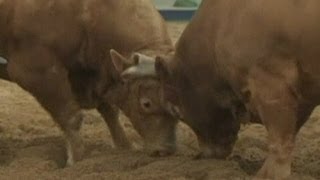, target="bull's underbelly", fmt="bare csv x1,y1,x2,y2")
68,67,105,109
300,75,320,104
73,88,99,109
